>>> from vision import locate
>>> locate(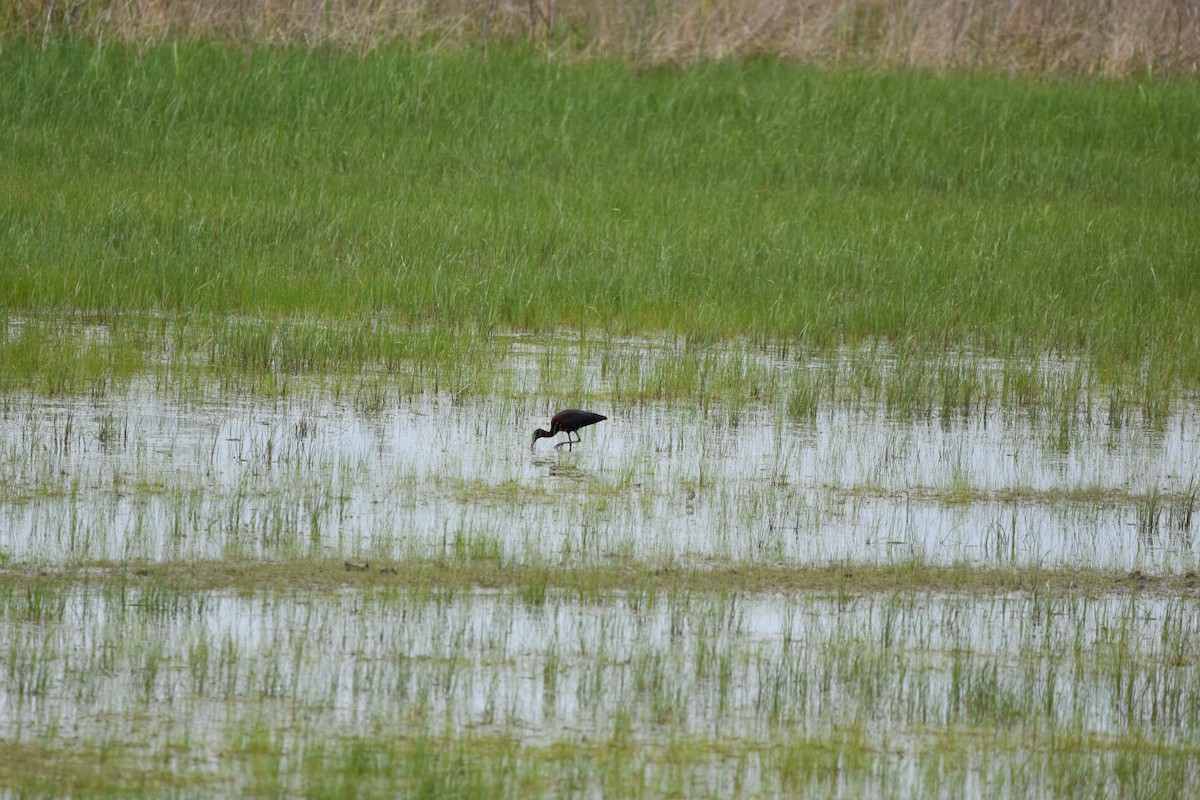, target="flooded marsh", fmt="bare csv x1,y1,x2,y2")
4,39,1200,794
2,336,1197,572
2,584,1198,796
2,334,1199,795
